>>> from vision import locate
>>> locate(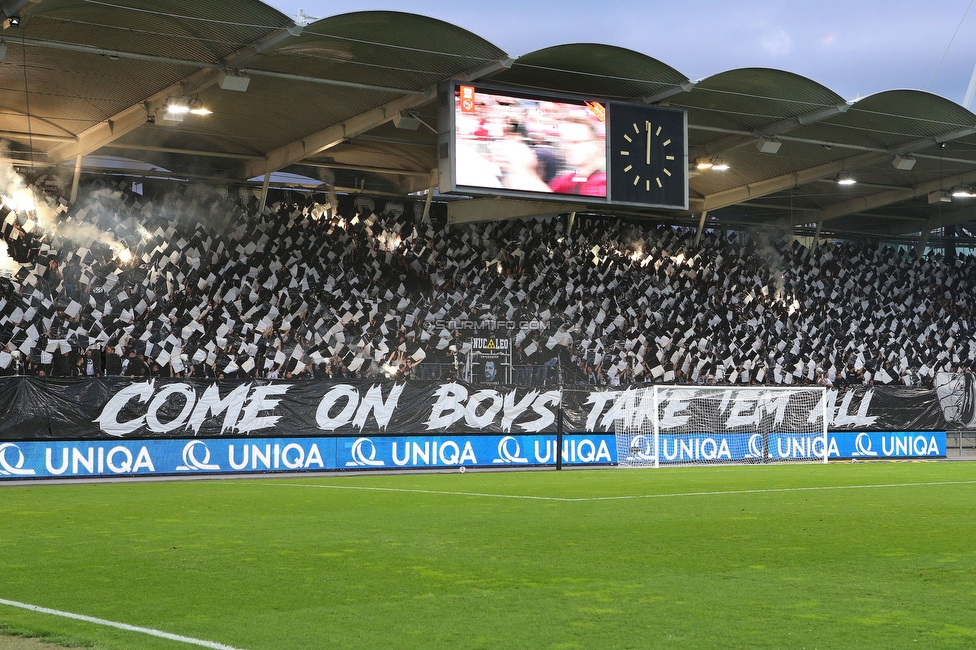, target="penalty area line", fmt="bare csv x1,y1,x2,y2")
271,479,976,502
0,598,245,650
